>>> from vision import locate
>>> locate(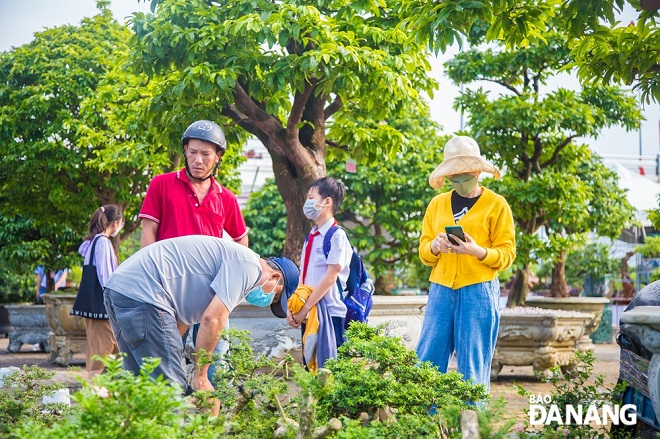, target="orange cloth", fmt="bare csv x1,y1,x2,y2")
287,284,320,372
